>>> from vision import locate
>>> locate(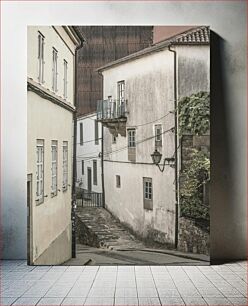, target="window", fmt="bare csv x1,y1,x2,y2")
143,177,153,210
80,122,83,145
52,48,58,92
155,124,162,147
81,160,84,175
118,81,125,102
62,141,68,191
128,129,136,162
51,141,58,196
38,32,45,83
128,129,136,148
95,120,99,145
63,60,68,99
116,175,121,188
36,140,44,204
93,160,97,185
